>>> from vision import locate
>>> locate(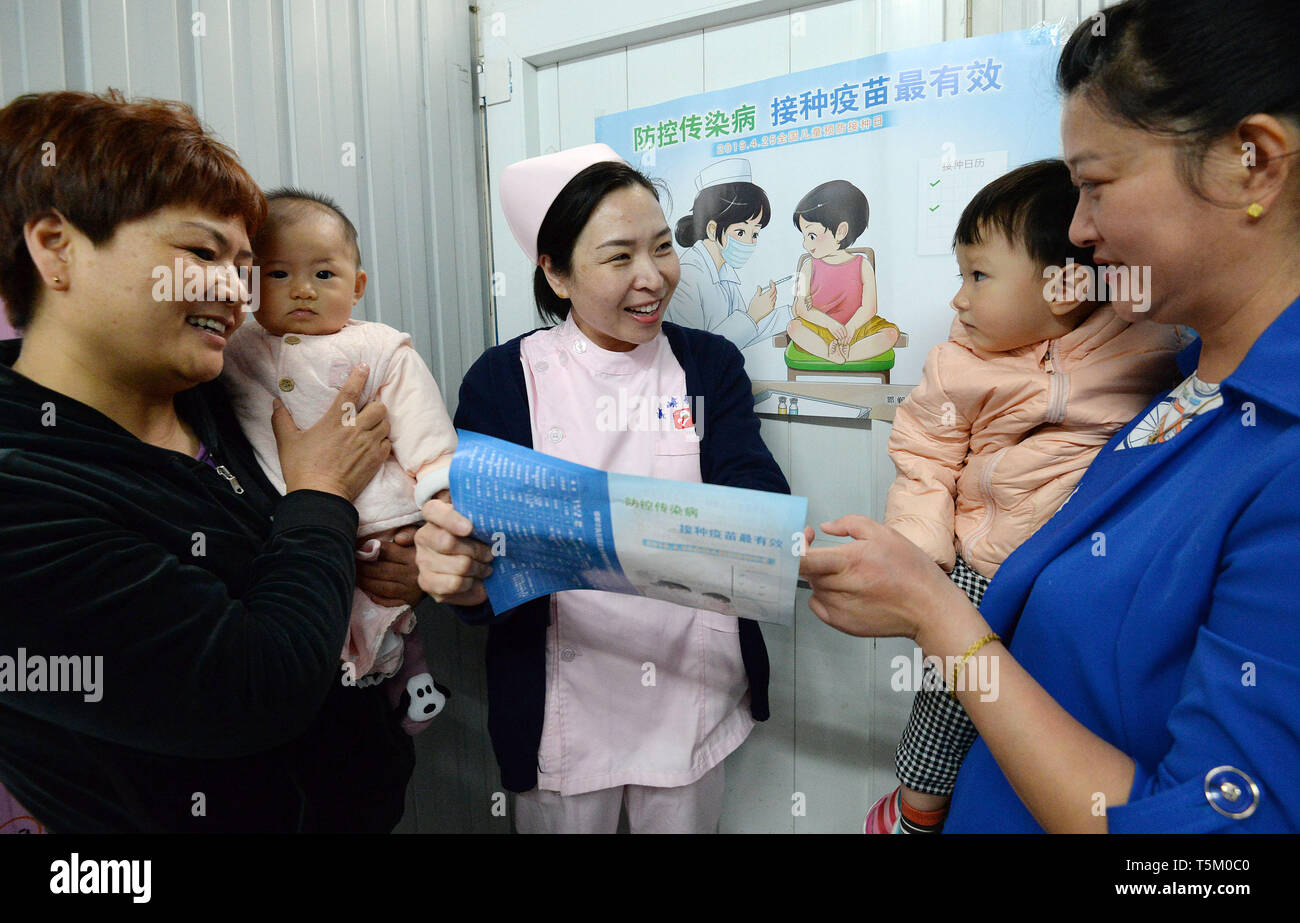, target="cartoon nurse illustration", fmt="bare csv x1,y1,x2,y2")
667,159,786,350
